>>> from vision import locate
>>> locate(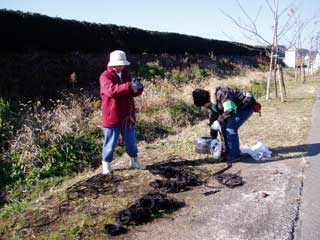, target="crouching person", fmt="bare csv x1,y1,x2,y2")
192,86,261,163
99,50,146,175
